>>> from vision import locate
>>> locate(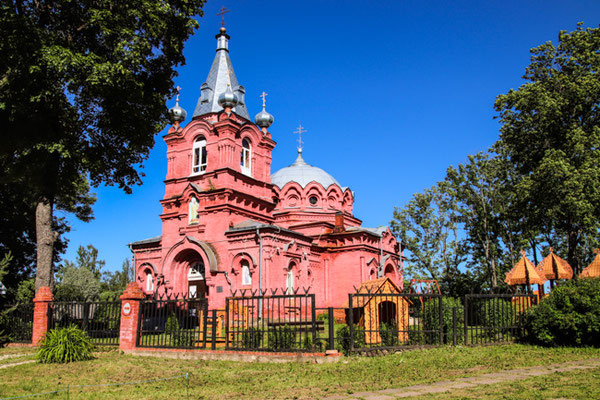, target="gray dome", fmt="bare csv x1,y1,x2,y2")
271,151,341,189
169,99,187,123
218,85,238,108
255,107,274,128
